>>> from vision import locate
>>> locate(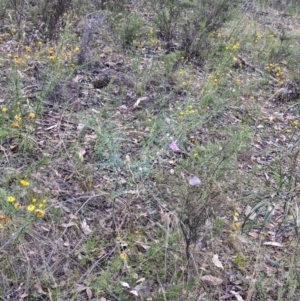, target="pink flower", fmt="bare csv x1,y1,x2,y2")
169,140,181,152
